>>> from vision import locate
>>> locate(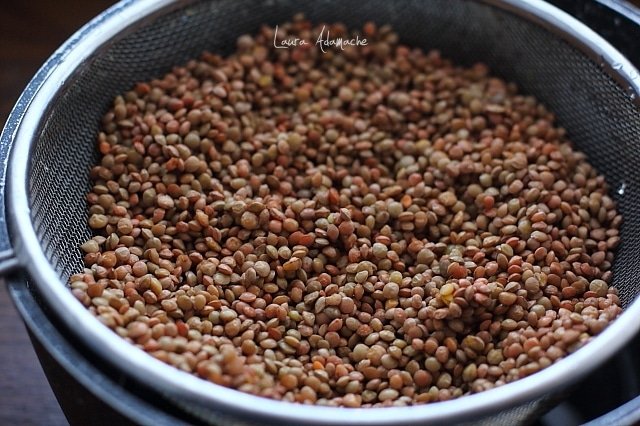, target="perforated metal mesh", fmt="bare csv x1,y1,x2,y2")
25,0,640,424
